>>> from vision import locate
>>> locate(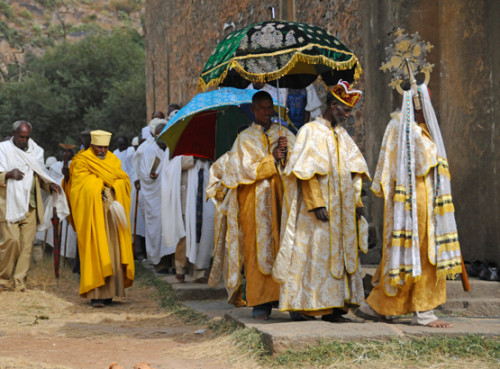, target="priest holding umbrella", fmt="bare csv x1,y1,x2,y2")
200,17,363,320
220,90,295,320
